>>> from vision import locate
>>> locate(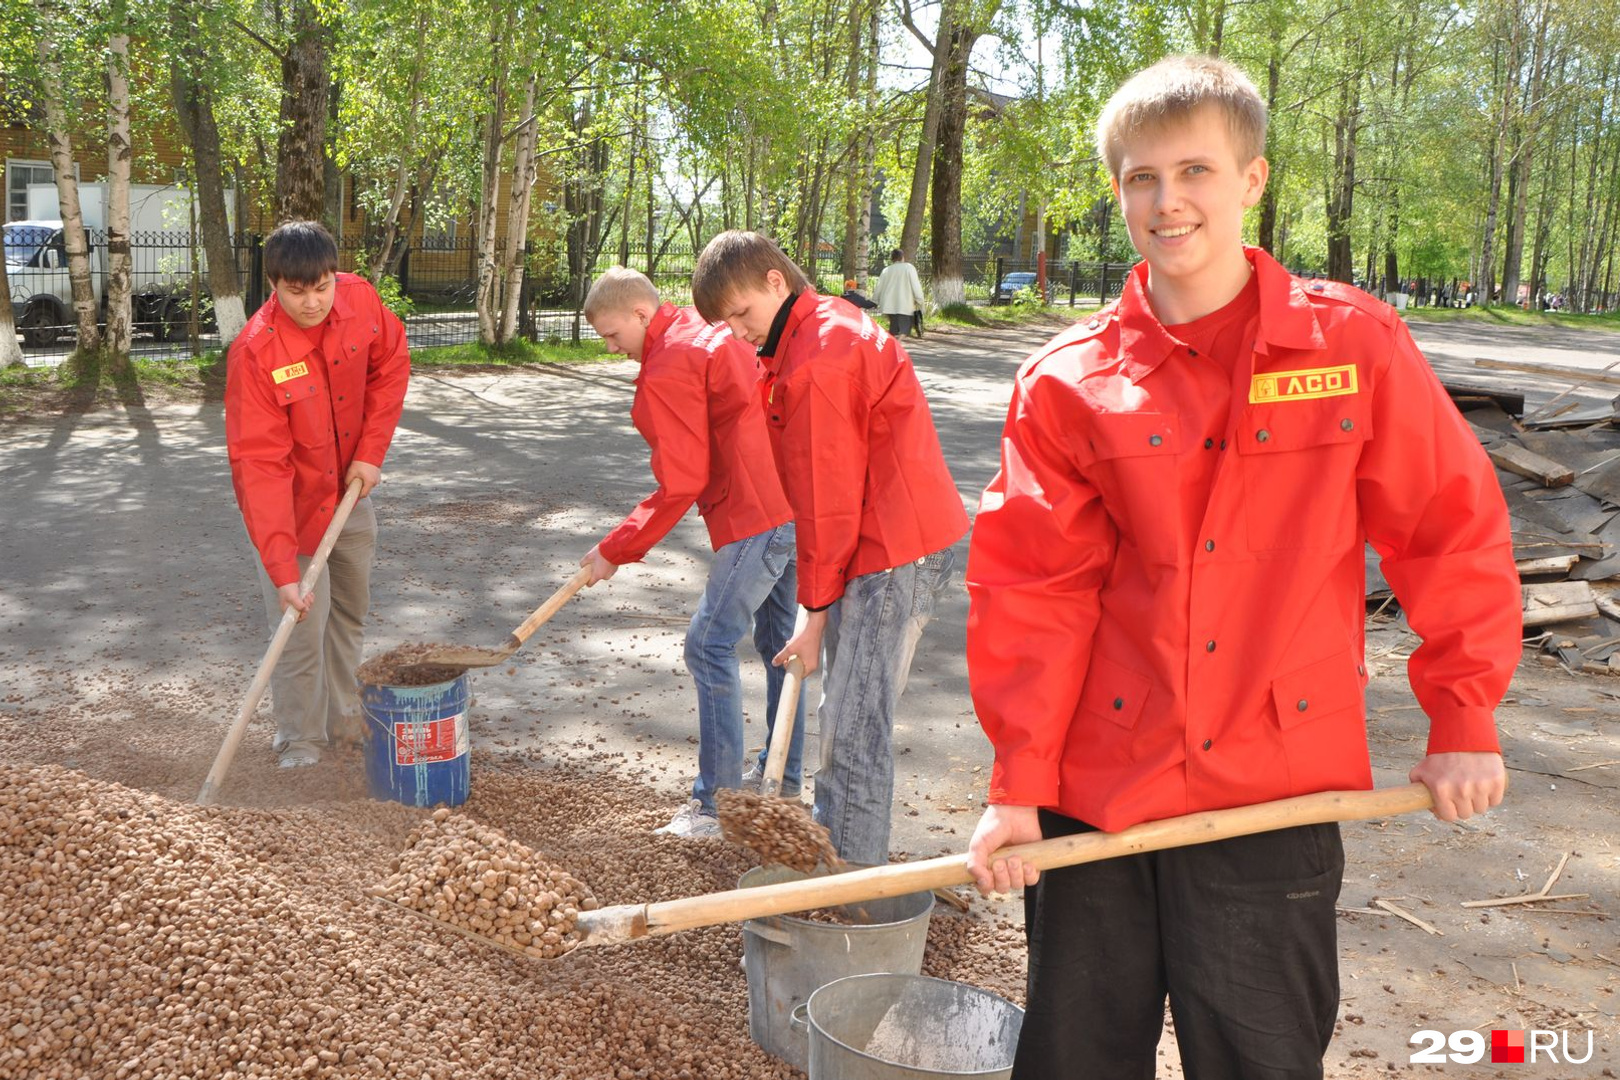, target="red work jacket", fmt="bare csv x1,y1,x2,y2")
598,304,792,564
966,249,1521,831
761,292,969,609
225,273,410,587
